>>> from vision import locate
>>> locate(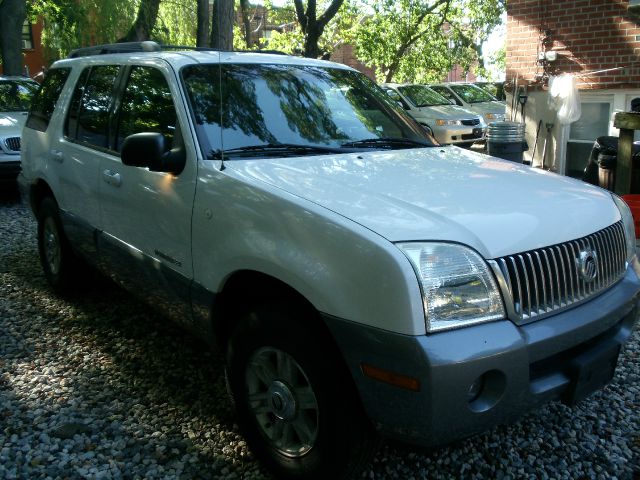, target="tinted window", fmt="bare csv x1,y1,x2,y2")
449,84,496,103
26,68,70,132
430,86,457,104
65,68,90,140
183,64,430,158
116,66,177,152
76,65,120,148
397,85,450,107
